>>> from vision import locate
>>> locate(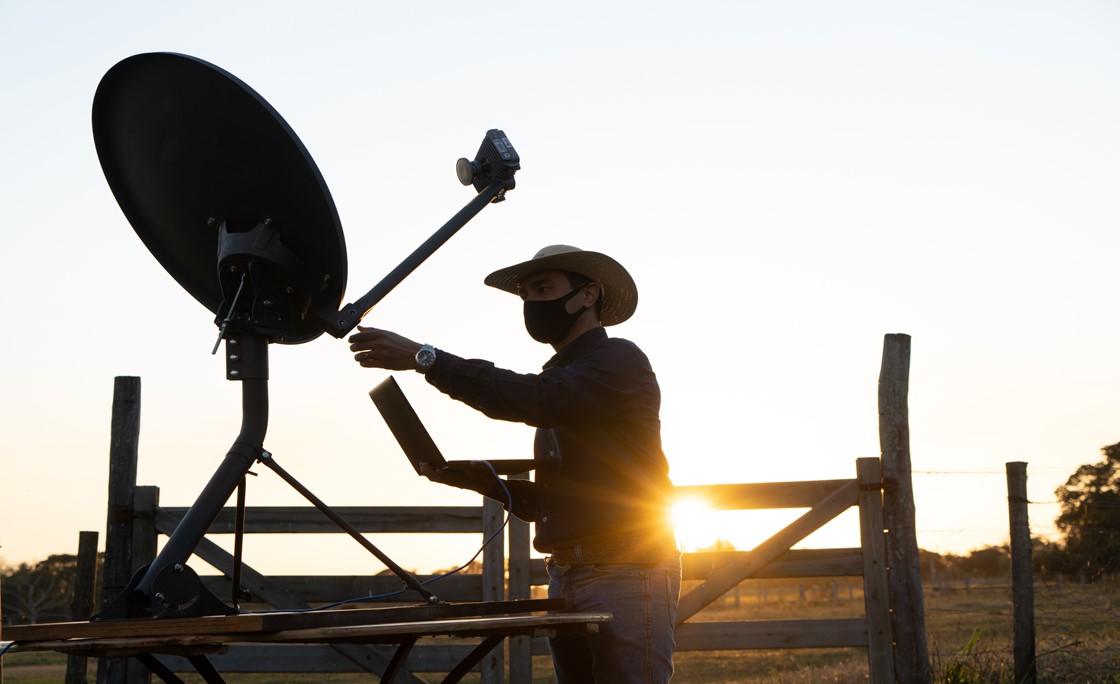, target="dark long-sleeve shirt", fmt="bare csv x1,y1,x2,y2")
424,327,674,552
